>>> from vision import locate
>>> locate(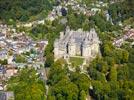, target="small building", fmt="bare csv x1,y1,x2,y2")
0,91,14,100
0,65,6,79
0,32,6,40
91,8,101,14
0,49,8,60
5,68,18,78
